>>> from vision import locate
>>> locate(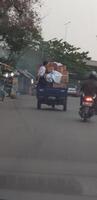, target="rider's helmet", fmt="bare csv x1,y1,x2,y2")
88,71,97,80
